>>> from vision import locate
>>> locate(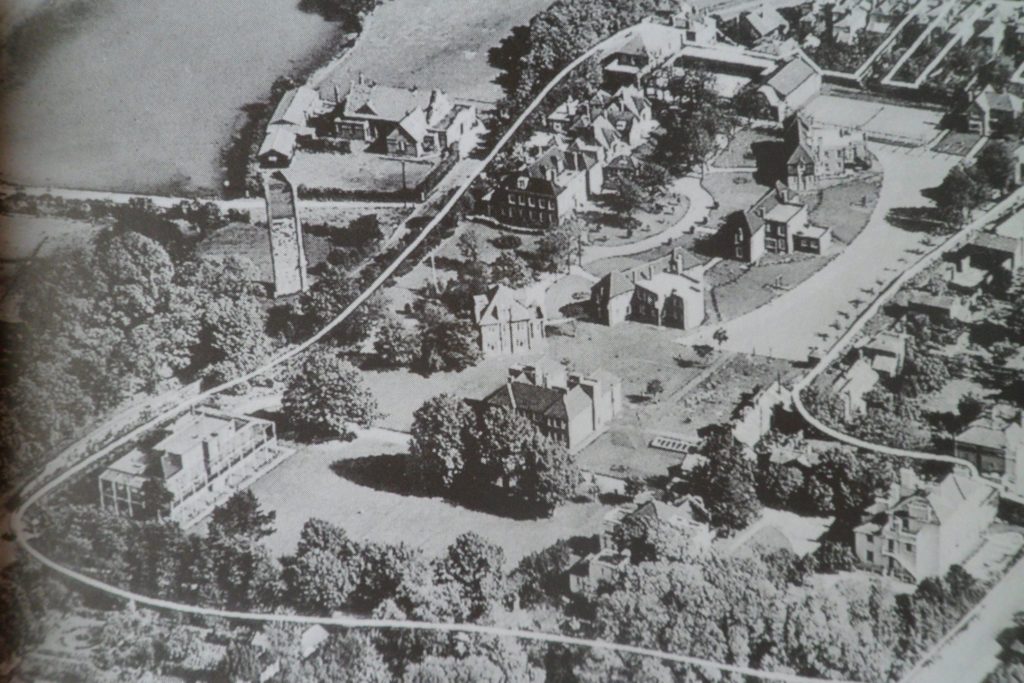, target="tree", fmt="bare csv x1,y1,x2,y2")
209,490,276,542
139,478,175,520
478,407,536,490
433,532,506,621
284,519,361,615
510,540,575,608
957,393,984,430
300,265,388,346
519,432,581,515
373,316,418,368
304,633,390,683
689,428,761,534
490,251,532,288
409,394,477,491
758,462,805,508
645,379,664,402
935,165,986,227
199,294,273,386
220,641,262,683
713,327,728,346
281,349,382,439
975,142,1016,192
813,541,857,573
457,229,483,263
534,218,583,272
415,303,482,373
